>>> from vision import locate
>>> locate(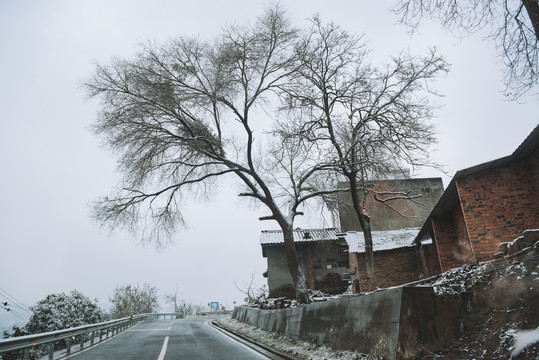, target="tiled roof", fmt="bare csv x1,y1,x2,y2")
338,228,421,253
260,228,339,245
